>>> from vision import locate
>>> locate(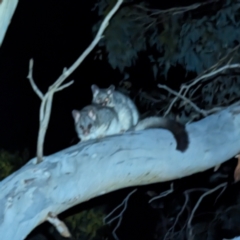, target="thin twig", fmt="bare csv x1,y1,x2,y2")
158,84,208,116
149,183,174,203
187,183,227,237
163,63,240,117
135,0,219,17
163,192,189,240
104,189,137,224
55,80,74,92
47,212,71,238
162,43,240,116
27,59,43,100
182,64,240,97
104,189,137,240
